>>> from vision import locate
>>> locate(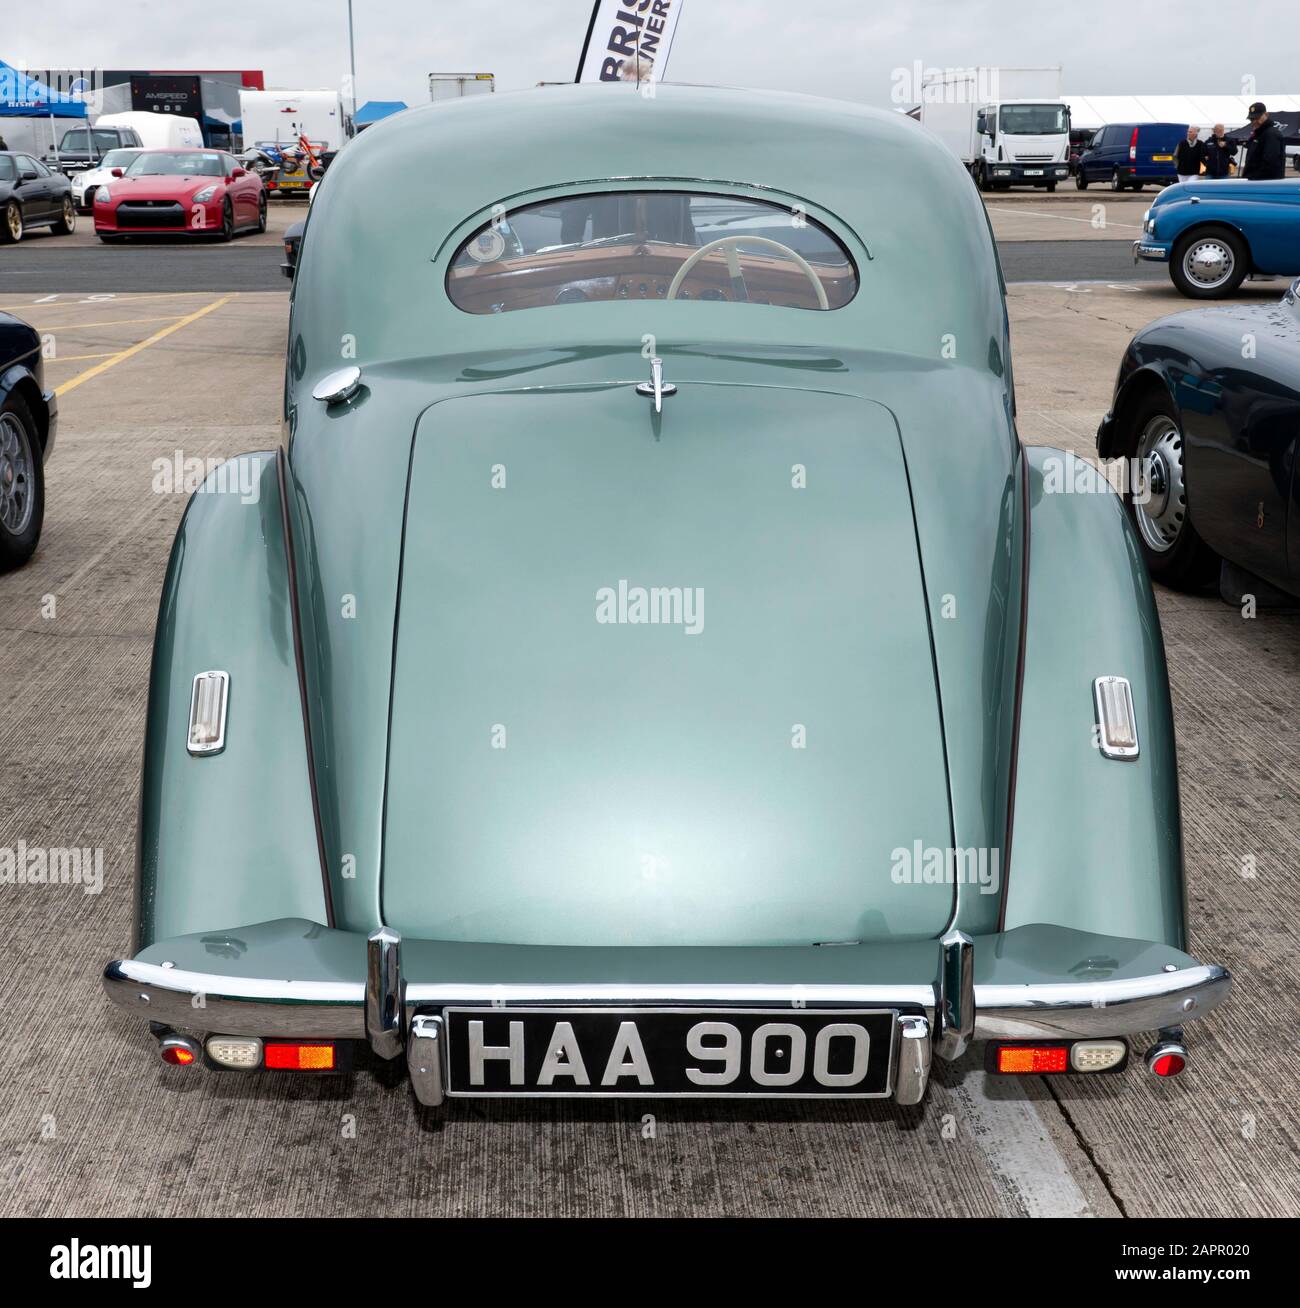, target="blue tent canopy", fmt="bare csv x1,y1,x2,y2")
0,60,89,117
354,100,408,128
